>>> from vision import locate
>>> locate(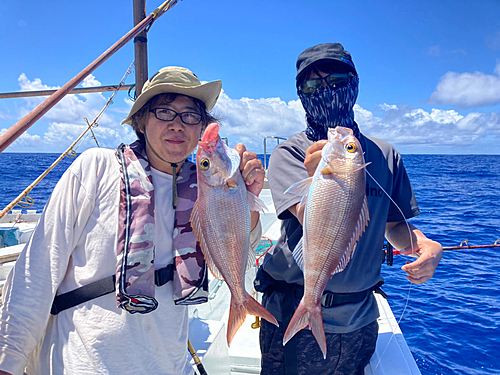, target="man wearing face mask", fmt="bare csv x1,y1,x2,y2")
255,43,443,375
